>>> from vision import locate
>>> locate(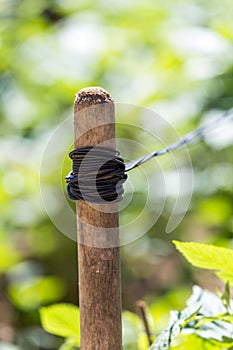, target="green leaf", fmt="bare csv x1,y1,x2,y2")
173,241,233,284
182,286,233,344
187,285,226,315
40,304,80,345
171,334,226,350
59,344,73,350
149,303,201,350
59,338,80,350
217,271,233,285
8,276,66,310
150,286,233,350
